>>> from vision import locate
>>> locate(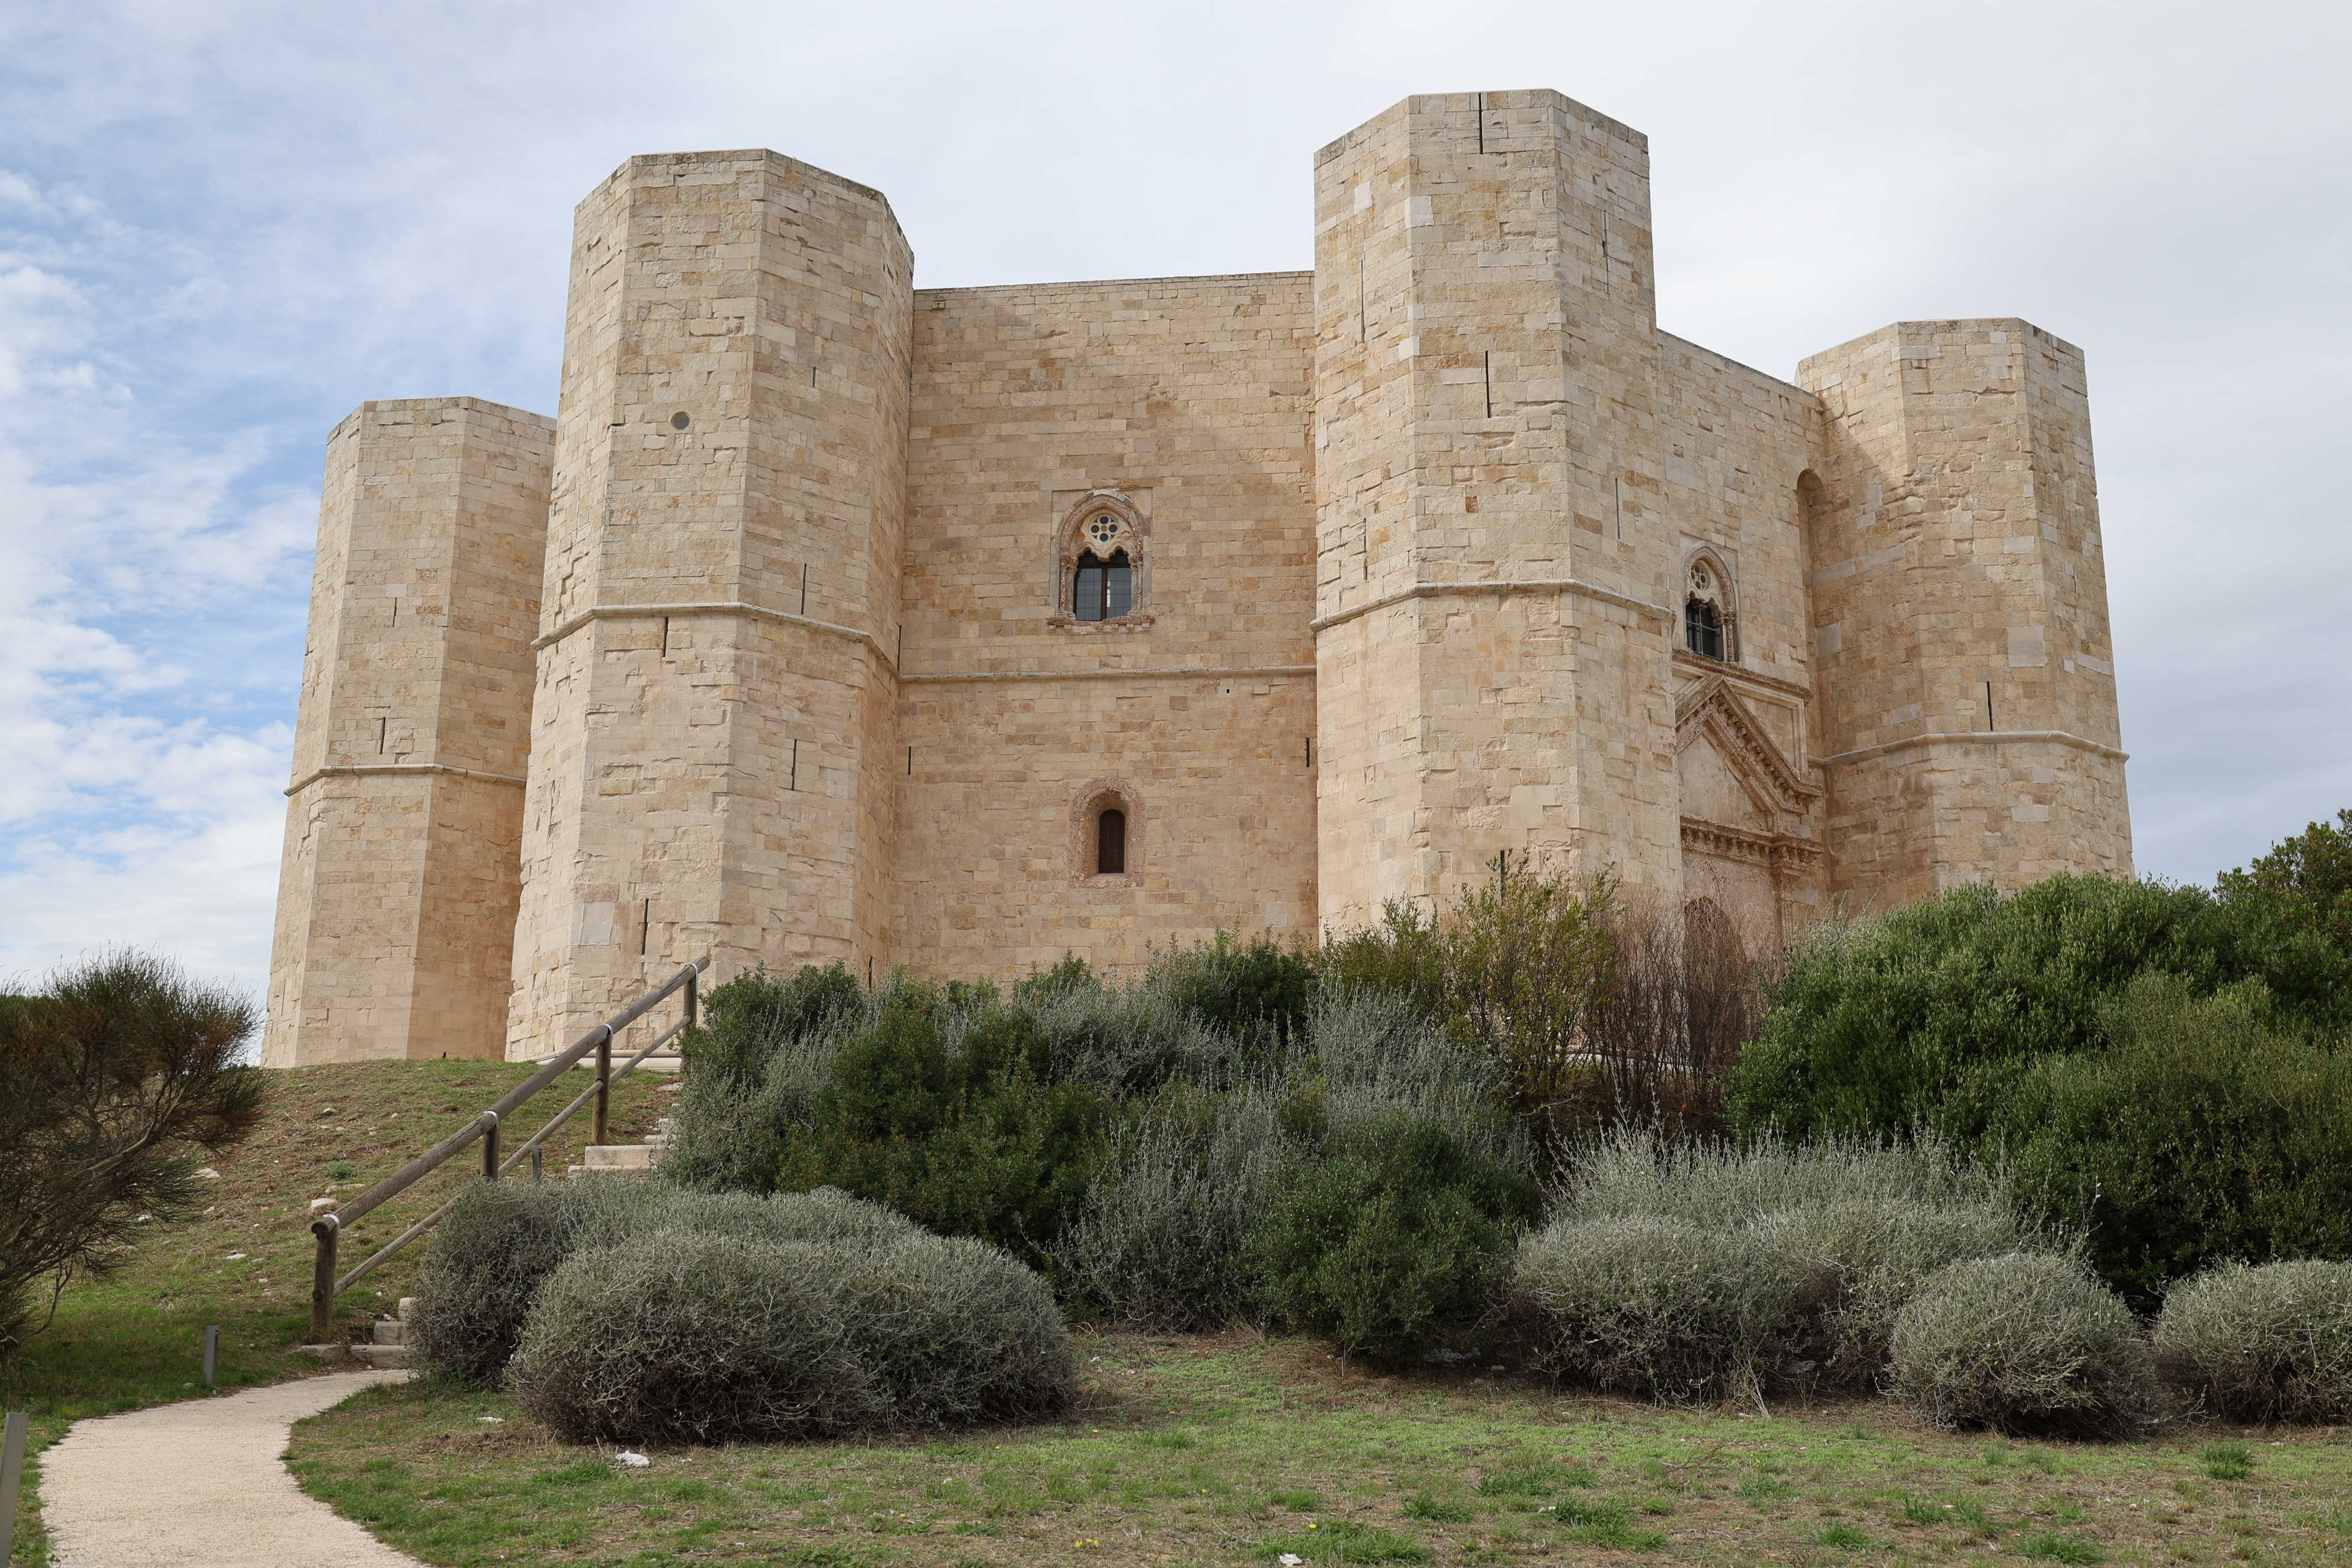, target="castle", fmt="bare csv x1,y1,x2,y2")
263,89,2133,1067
